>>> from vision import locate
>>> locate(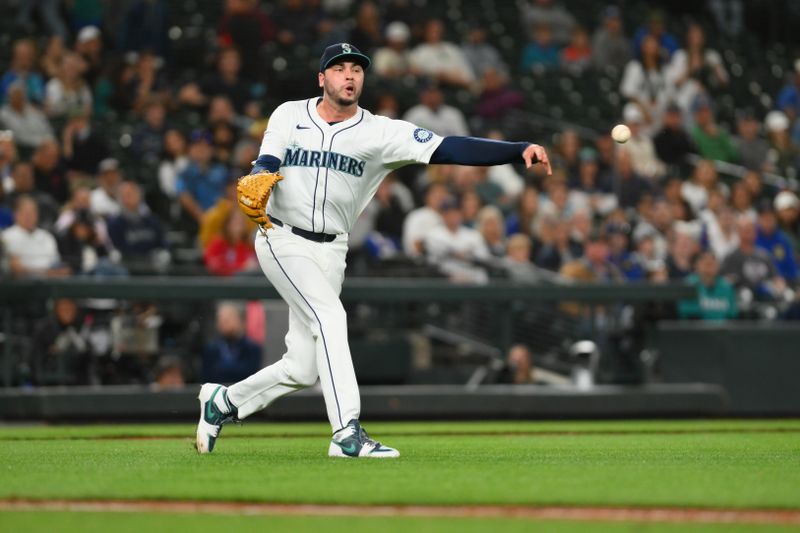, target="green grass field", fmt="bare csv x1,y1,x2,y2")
1,419,799,532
